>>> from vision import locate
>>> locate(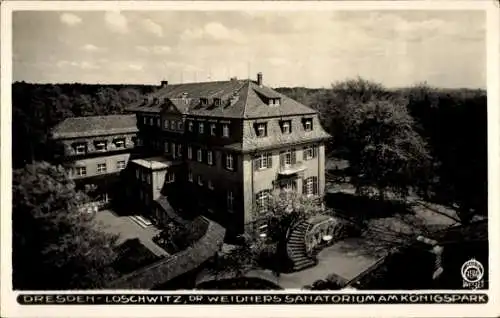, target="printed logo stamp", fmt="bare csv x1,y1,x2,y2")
461,258,484,289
